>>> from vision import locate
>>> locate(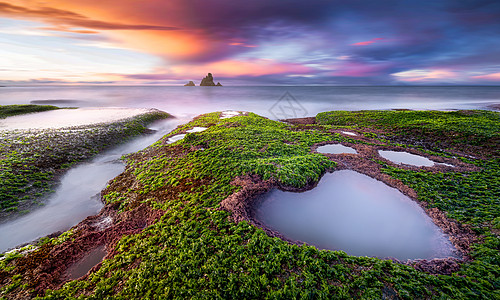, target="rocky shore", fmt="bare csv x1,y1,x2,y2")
0,109,169,221
0,110,498,299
